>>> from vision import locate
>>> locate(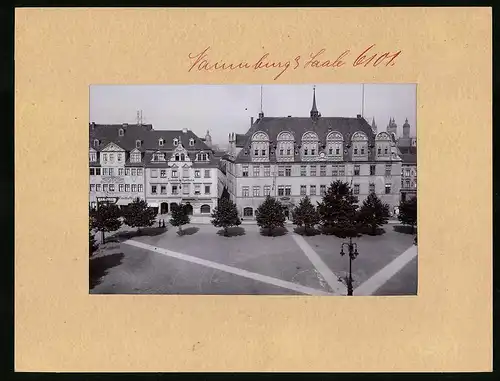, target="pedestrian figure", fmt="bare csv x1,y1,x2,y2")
162,219,165,228
158,219,161,228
